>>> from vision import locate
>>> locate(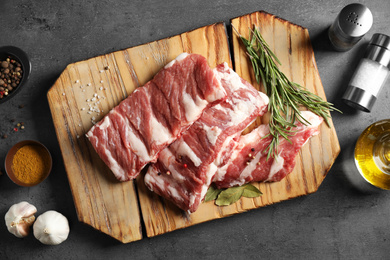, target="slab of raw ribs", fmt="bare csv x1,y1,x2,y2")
87,52,324,214
213,111,323,189
144,62,269,212
86,53,227,181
